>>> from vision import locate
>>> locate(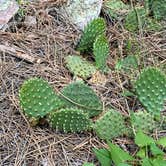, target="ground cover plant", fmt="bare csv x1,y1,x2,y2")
0,0,166,165
87,131,166,166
